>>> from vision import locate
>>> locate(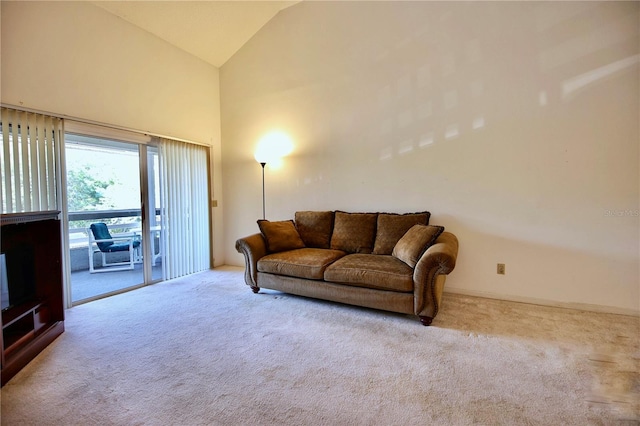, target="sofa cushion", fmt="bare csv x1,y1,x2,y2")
257,219,306,253
330,211,378,254
295,211,334,249
257,248,346,280
324,254,414,292
372,212,431,255
392,224,444,267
